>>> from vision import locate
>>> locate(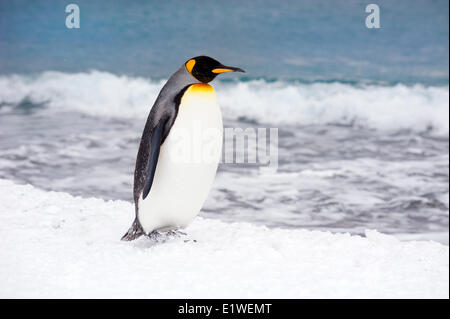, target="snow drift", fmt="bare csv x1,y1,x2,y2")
0,179,448,298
